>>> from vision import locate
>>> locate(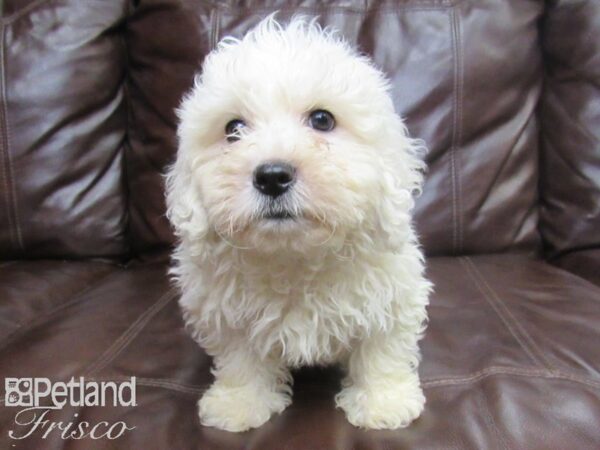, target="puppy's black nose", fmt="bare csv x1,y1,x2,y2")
253,162,296,198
